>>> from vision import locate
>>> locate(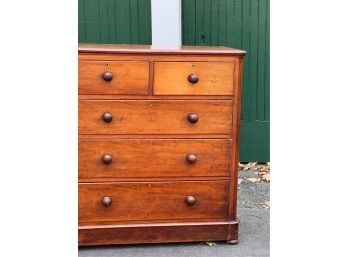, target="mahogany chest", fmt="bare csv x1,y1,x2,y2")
78,44,246,246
